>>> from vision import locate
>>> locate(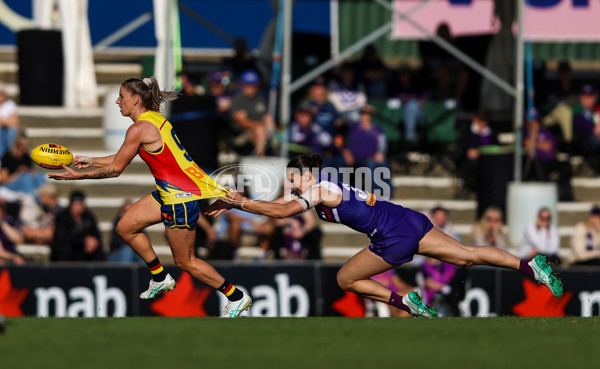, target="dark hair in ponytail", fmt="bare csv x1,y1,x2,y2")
287,154,323,173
